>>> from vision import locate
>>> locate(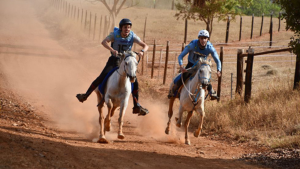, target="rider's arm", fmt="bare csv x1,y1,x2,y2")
210,47,222,72
101,33,118,55
134,35,148,57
